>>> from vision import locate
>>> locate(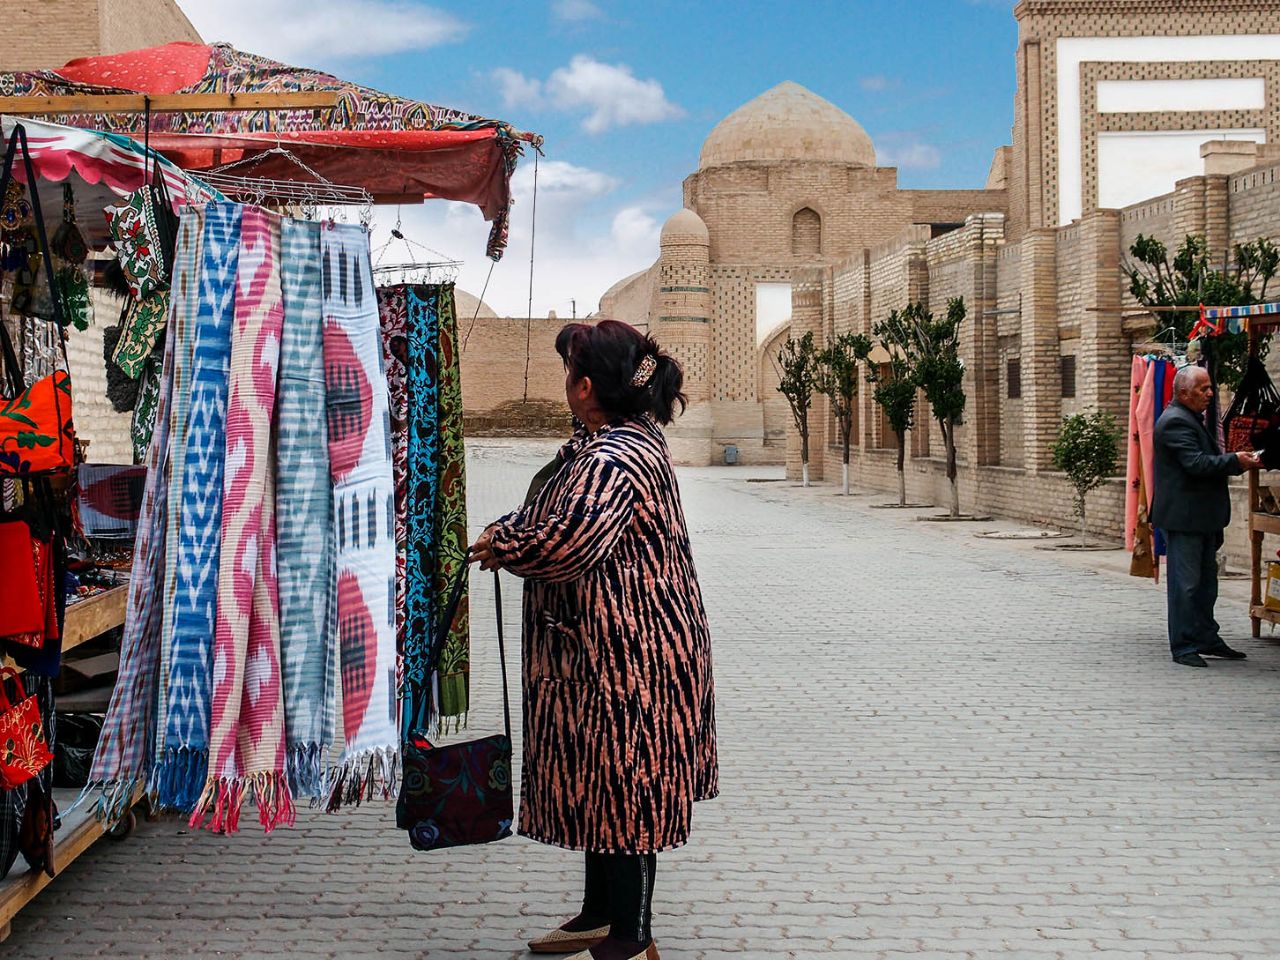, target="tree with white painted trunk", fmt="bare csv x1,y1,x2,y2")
901,298,968,518
815,332,872,495
775,332,819,487
869,311,919,507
